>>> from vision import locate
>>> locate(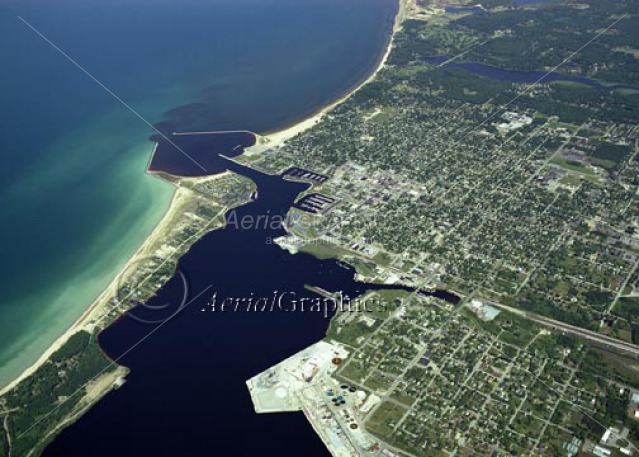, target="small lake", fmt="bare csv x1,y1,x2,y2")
445,5,486,14
513,0,553,5
424,56,636,91
445,0,553,14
